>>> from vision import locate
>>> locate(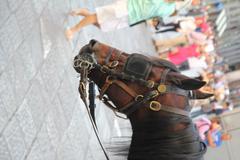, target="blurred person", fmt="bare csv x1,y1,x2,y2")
210,101,231,115
194,116,211,140
155,16,197,33
195,15,210,34
159,43,201,65
205,119,231,147
154,31,207,52
65,0,199,40
180,56,208,78
195,117,231,147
